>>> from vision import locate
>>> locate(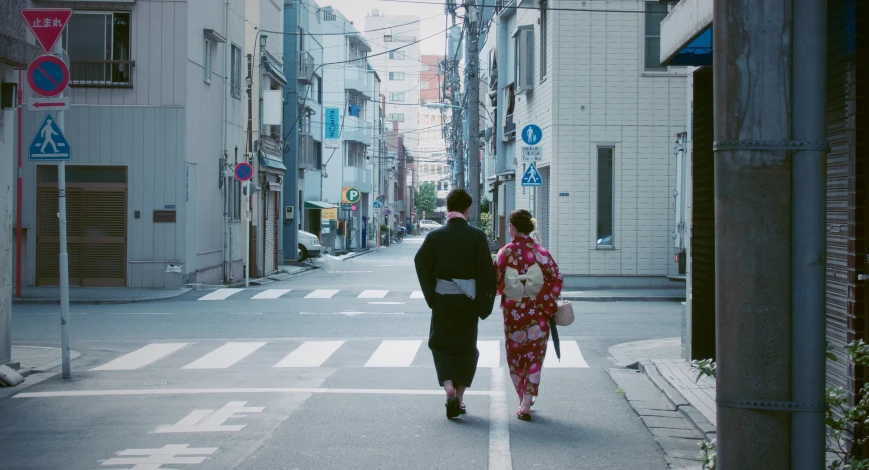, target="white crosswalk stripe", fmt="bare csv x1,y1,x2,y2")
410,291,425,299
305,289,339,299
91,343,190,371
181,342,266,369
364,340,423,367
251,289,291,299
197,288,244,301
90,340,590,372
357,290,389,299
274,341,345,368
